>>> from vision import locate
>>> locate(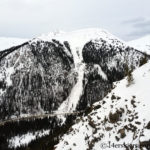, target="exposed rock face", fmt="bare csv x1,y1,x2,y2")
0,30,148,121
